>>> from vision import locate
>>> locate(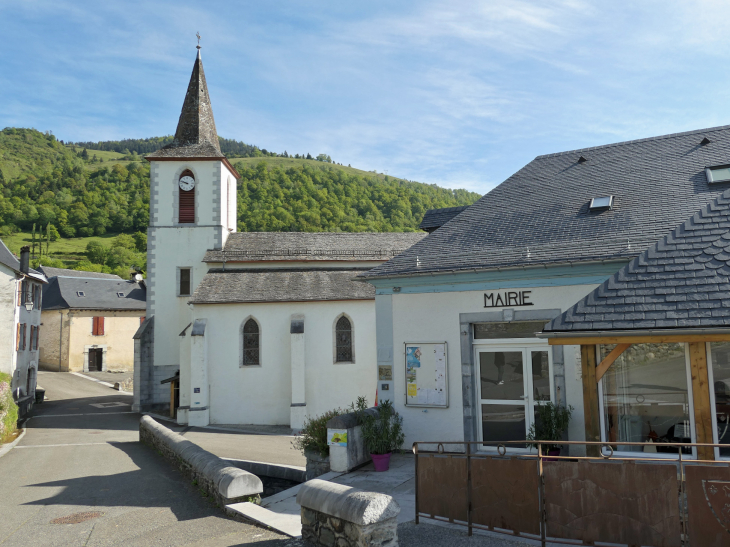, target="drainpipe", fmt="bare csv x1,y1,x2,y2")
58,310,63,372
